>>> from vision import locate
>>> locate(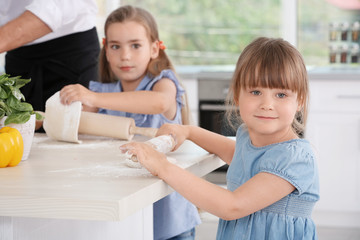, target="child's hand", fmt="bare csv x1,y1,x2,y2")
120,142,169,177
156,124,189,151
60,84,94,107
